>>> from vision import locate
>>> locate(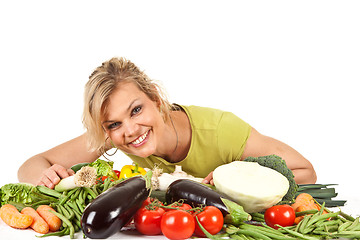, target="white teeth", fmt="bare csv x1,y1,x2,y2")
131,131,148,145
